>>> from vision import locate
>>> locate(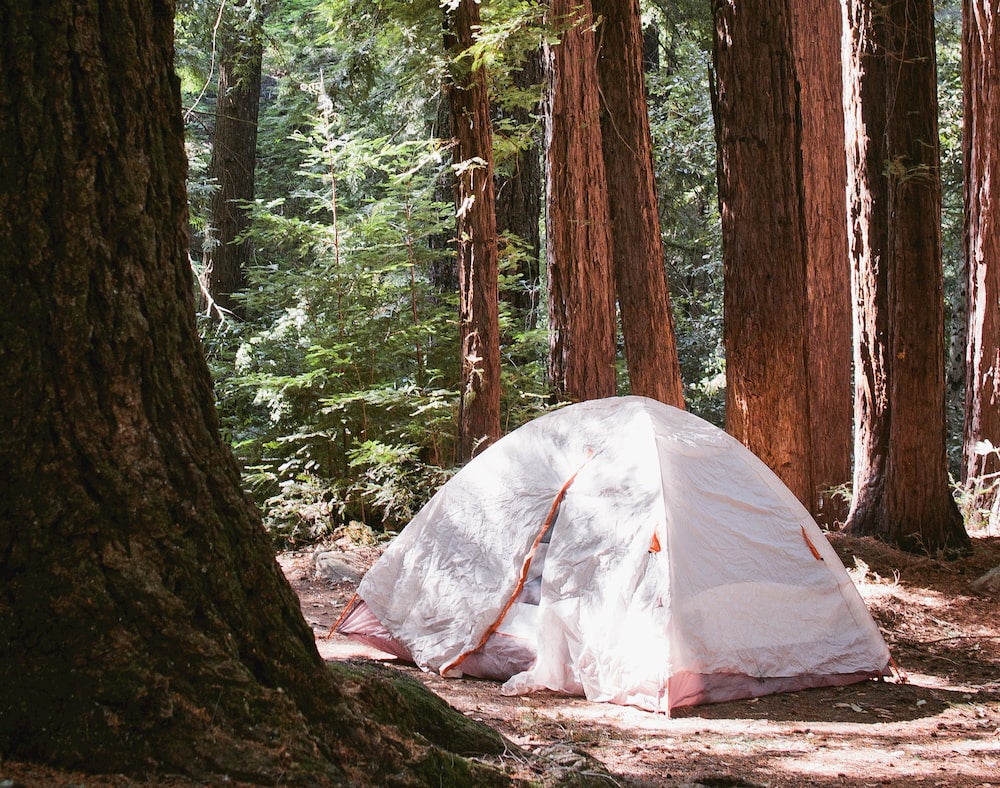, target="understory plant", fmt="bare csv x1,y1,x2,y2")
228,118,465,540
